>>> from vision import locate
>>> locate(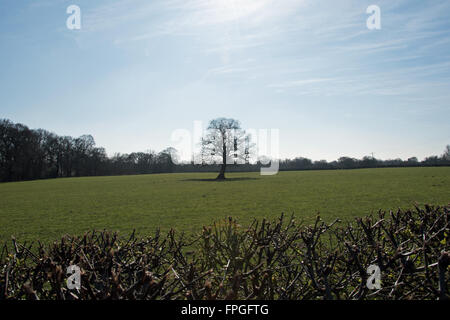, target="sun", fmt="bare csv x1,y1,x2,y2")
203,0,272,24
